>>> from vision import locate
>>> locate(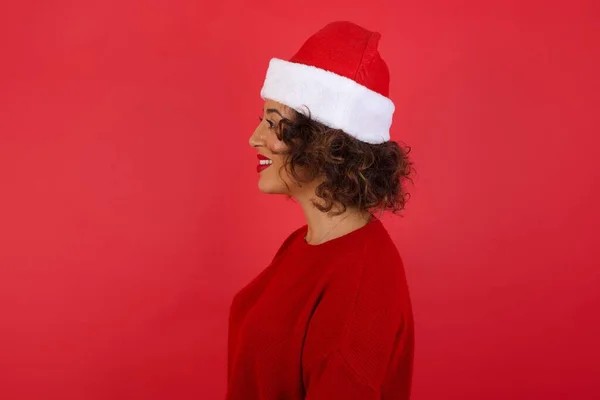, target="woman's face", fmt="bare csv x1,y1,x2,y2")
249,99,296,195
